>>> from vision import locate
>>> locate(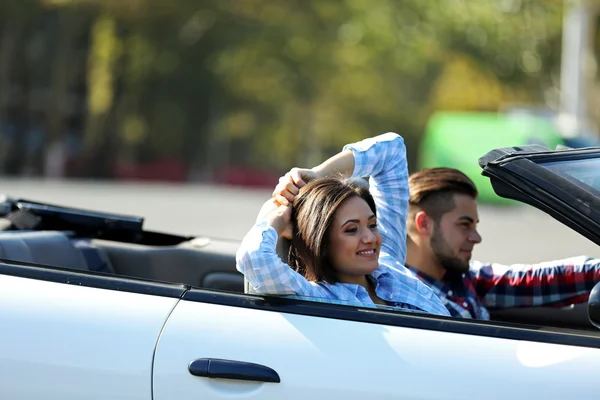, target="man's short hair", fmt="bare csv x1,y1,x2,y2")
408,167,478,227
